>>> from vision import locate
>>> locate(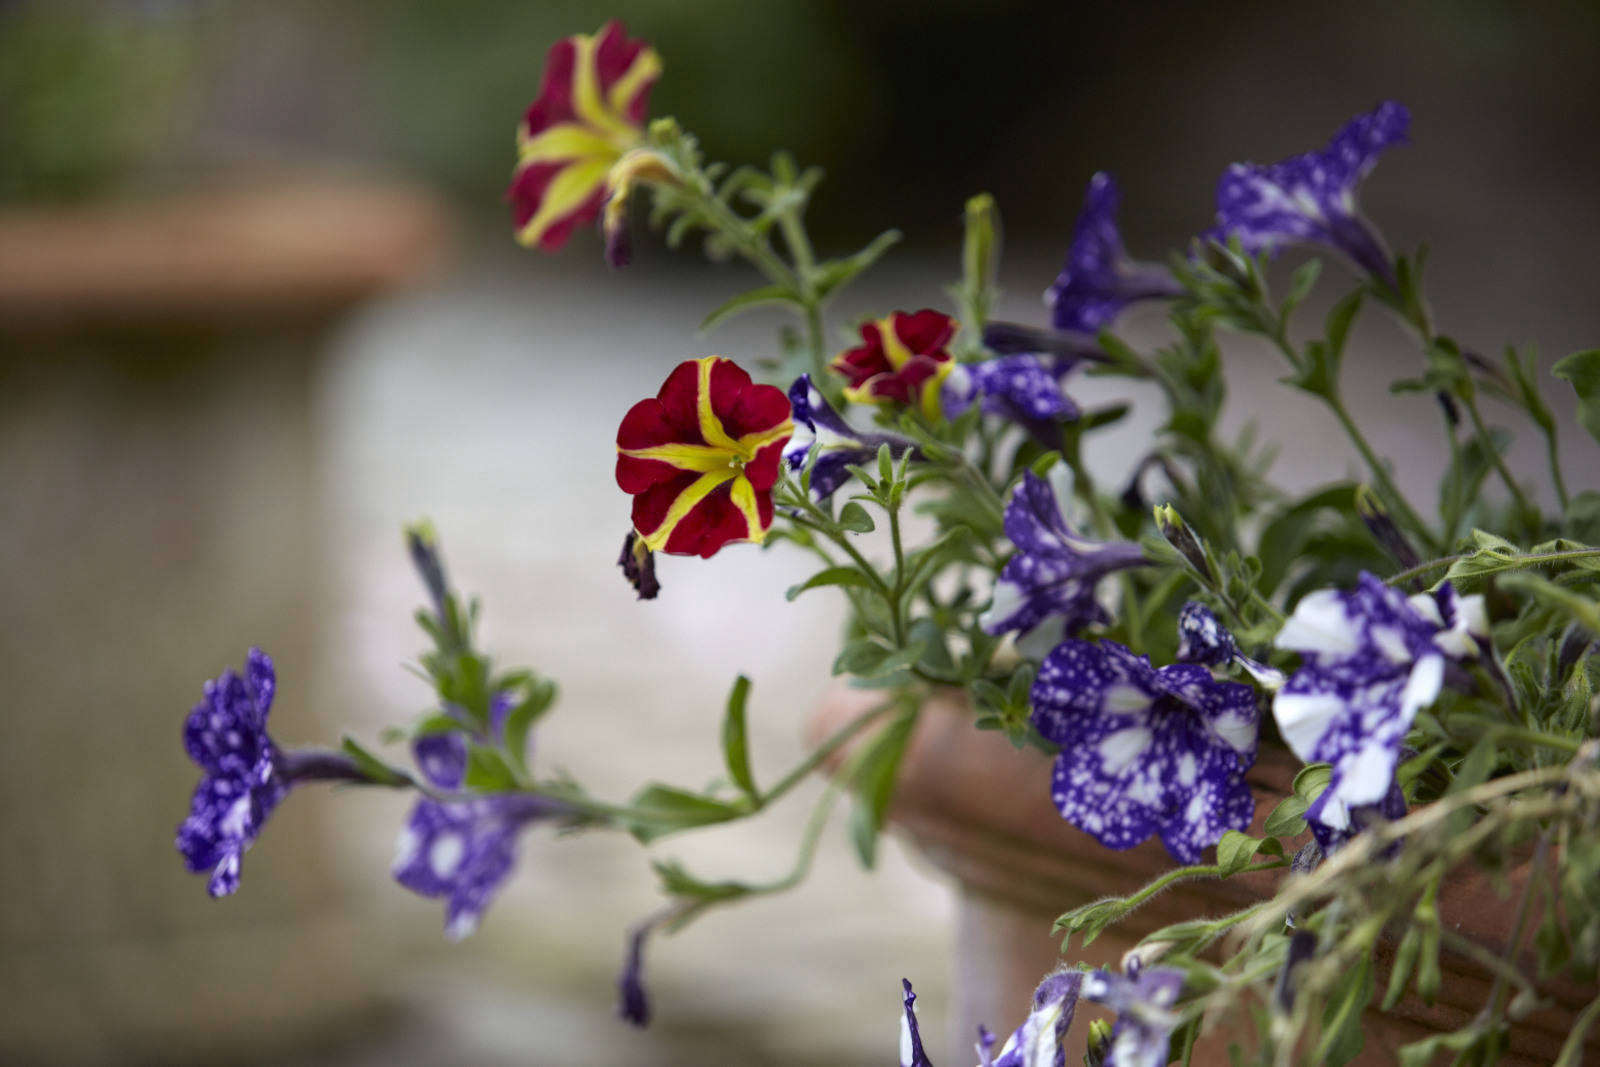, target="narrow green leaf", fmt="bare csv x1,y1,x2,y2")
339,736,412,787
721,675,759,802
786,566,877,602
699,284,802,332
848,711,917,868
813,228,902,298
626,784,747,844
